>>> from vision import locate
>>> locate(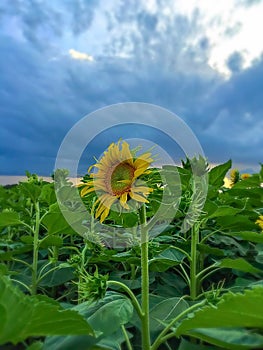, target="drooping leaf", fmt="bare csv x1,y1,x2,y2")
44,292,133,350
0,212,23,227
224,231,263,244
176,286,263,336
208,206,241,219
209,160,232,188
149,247,187,272
216,258,261,274
188,327,263,350
0,276,93,345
